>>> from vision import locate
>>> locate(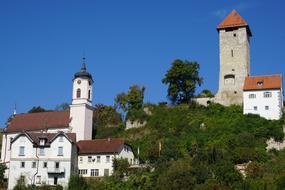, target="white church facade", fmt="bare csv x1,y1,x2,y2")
1,61,135,189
